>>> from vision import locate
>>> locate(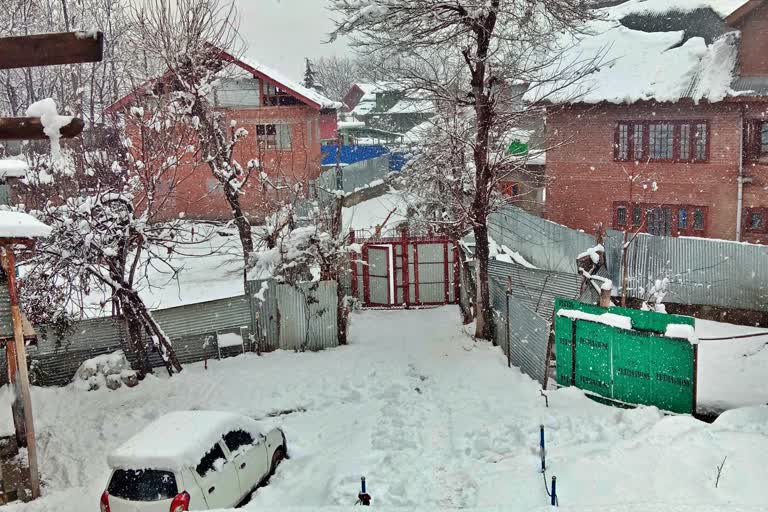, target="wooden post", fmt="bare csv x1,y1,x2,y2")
599,287,612,308
2,246,40,498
